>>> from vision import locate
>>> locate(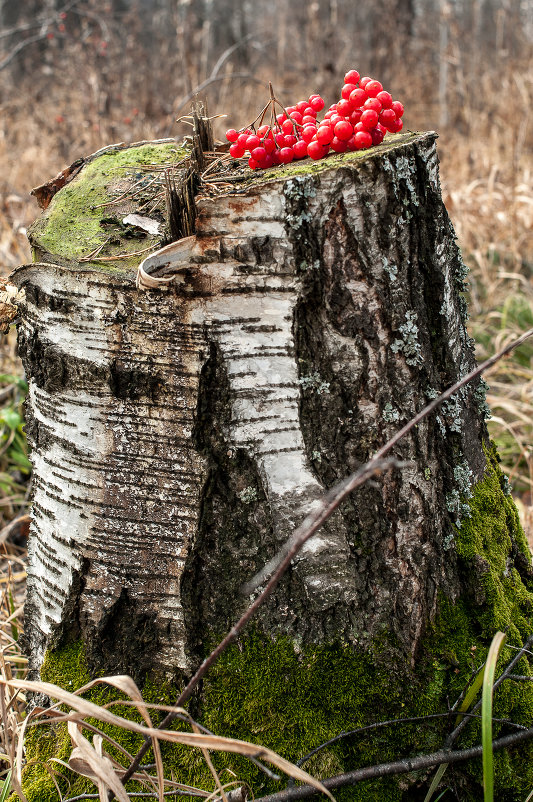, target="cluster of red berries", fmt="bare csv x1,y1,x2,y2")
225,70,404,171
